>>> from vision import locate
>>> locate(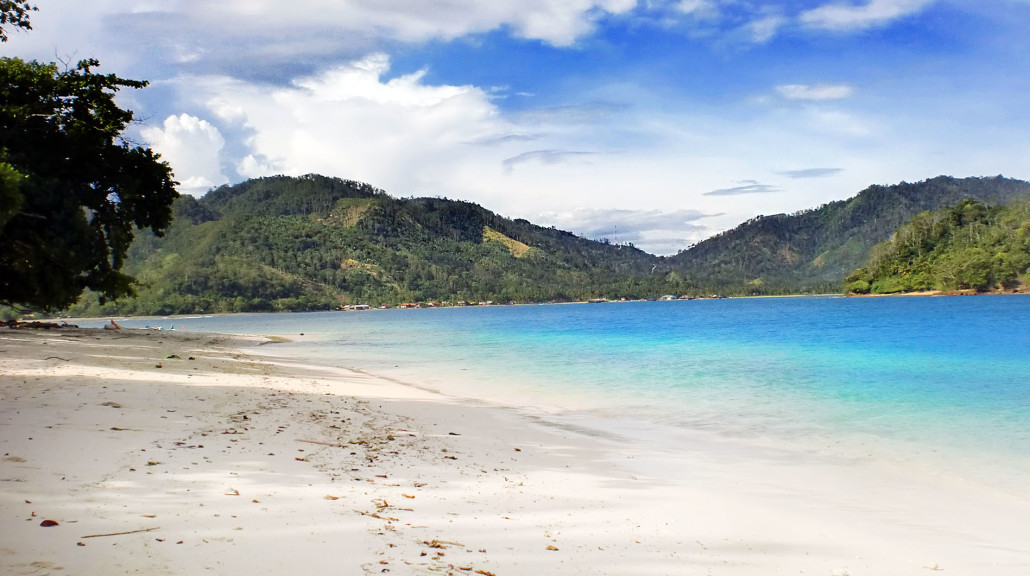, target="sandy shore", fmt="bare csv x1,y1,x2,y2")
3,327,1029,575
